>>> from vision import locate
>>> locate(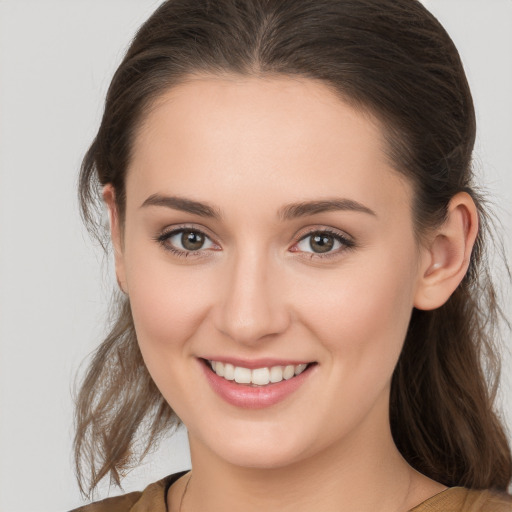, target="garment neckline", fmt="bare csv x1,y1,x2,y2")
162,472,461,512
409,486,464,511
163,470,190,512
